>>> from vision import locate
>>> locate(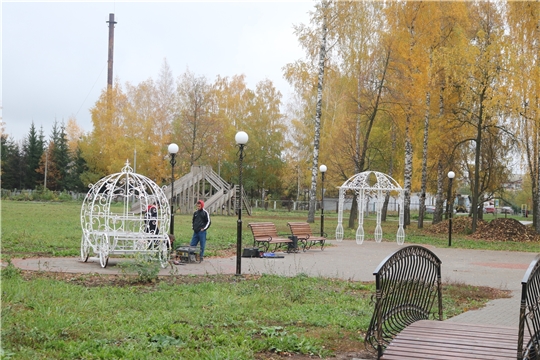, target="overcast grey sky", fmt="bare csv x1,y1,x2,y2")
2,1,314,142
